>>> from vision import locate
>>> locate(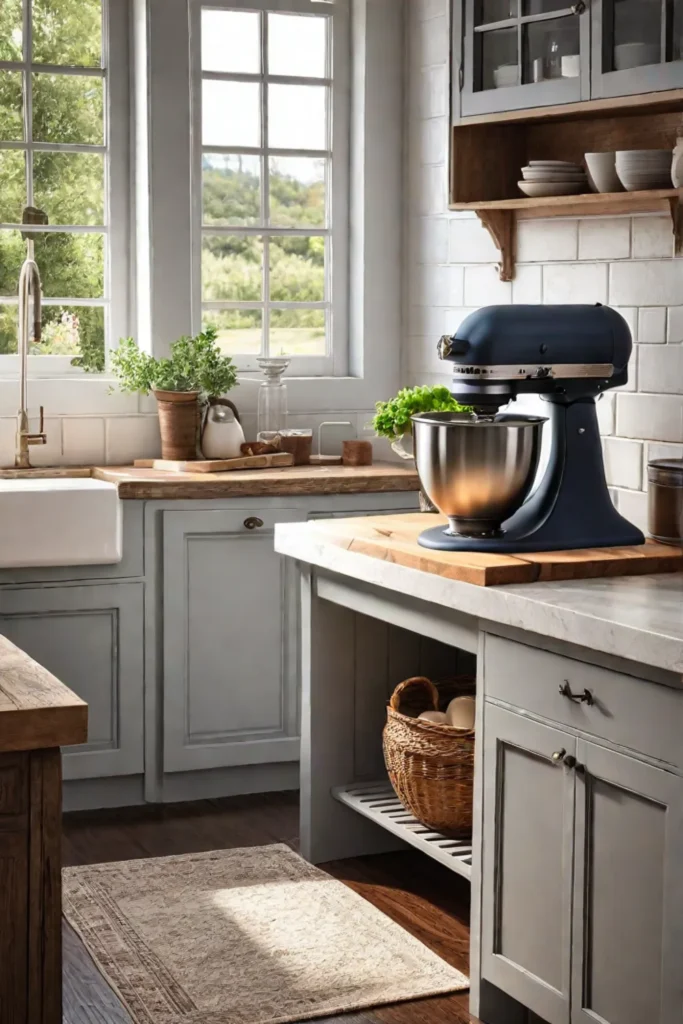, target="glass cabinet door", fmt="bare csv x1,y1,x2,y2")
458,0,590,117
592,0,683,97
